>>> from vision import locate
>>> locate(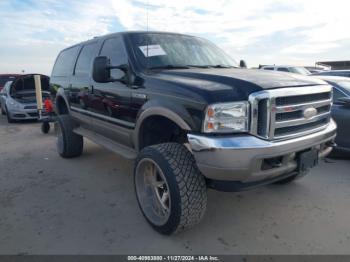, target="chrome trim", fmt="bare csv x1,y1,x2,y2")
187,120,336,181
275,99,331,113
275,112,330,128
70,106,135,128
249,85,333,140
188,119,336,152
